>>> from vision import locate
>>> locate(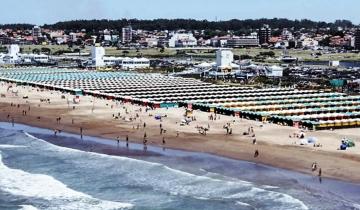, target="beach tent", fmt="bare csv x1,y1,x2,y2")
307,137,318,144
345,139,355,147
